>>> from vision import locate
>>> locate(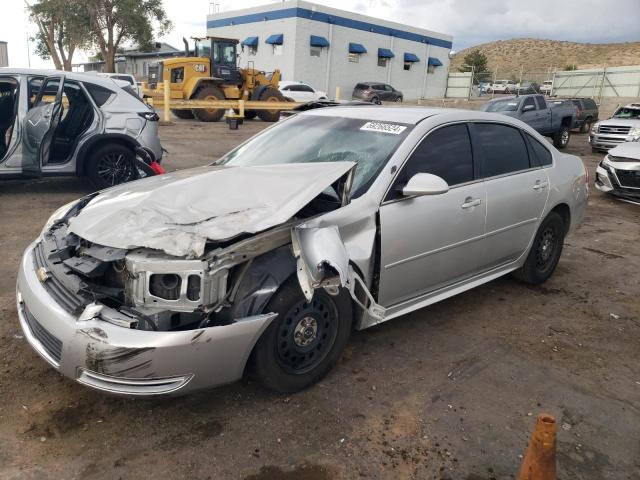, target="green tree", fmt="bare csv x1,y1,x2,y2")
458,49,490,83
26,0,92,70
563,64,578,71
86,0,173,72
